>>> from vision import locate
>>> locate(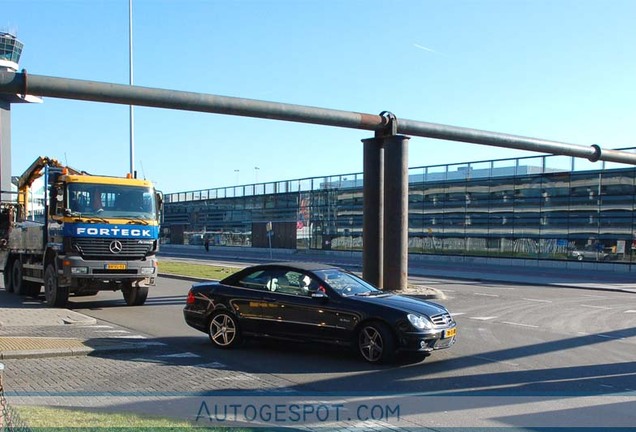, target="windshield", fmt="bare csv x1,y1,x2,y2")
67,183,157,221
314,269,380,296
